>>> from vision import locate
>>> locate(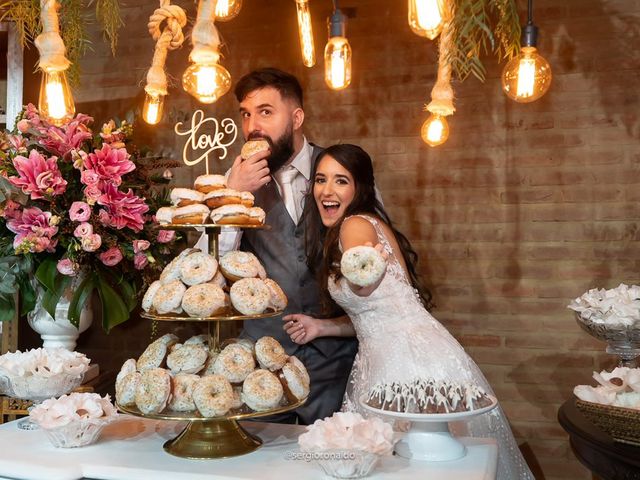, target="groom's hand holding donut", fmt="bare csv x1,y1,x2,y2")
227,140,271,192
